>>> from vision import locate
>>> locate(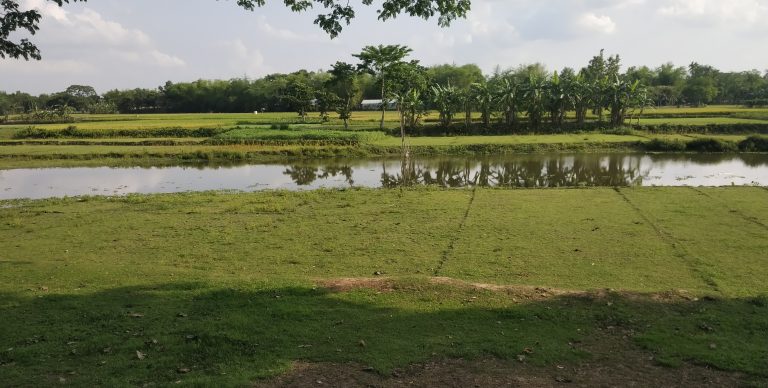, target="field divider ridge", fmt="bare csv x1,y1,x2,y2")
612,187,722,294
687,187,768,231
